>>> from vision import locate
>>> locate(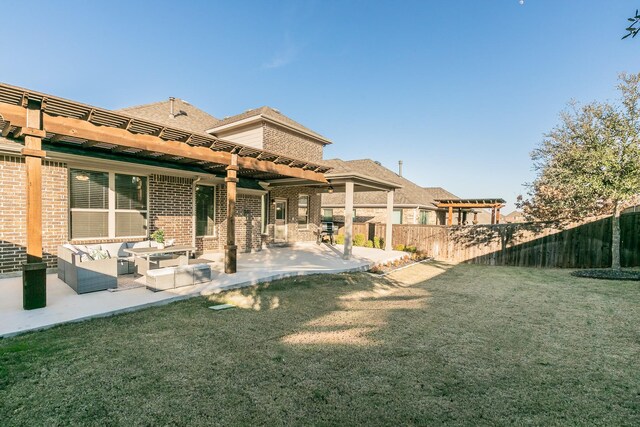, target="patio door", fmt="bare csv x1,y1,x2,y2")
274,199,287,243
